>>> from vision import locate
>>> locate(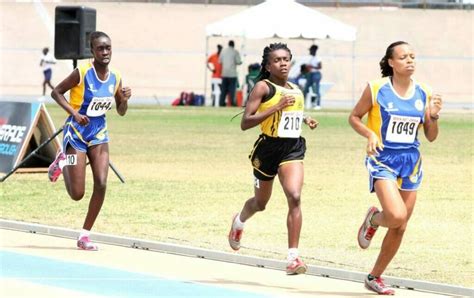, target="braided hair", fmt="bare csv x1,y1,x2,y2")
257,43,292,81
89,31,110,49
379,41,408,77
